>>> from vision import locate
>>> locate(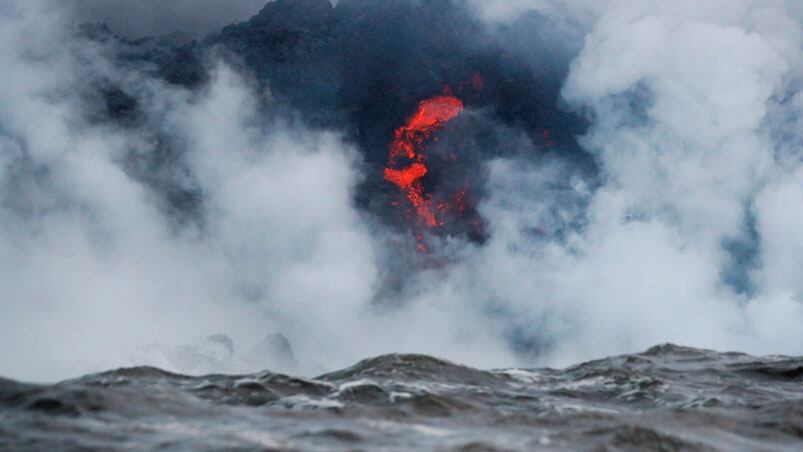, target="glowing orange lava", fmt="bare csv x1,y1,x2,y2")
383,162,428,188
384,95,464,233
388,96,464,165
